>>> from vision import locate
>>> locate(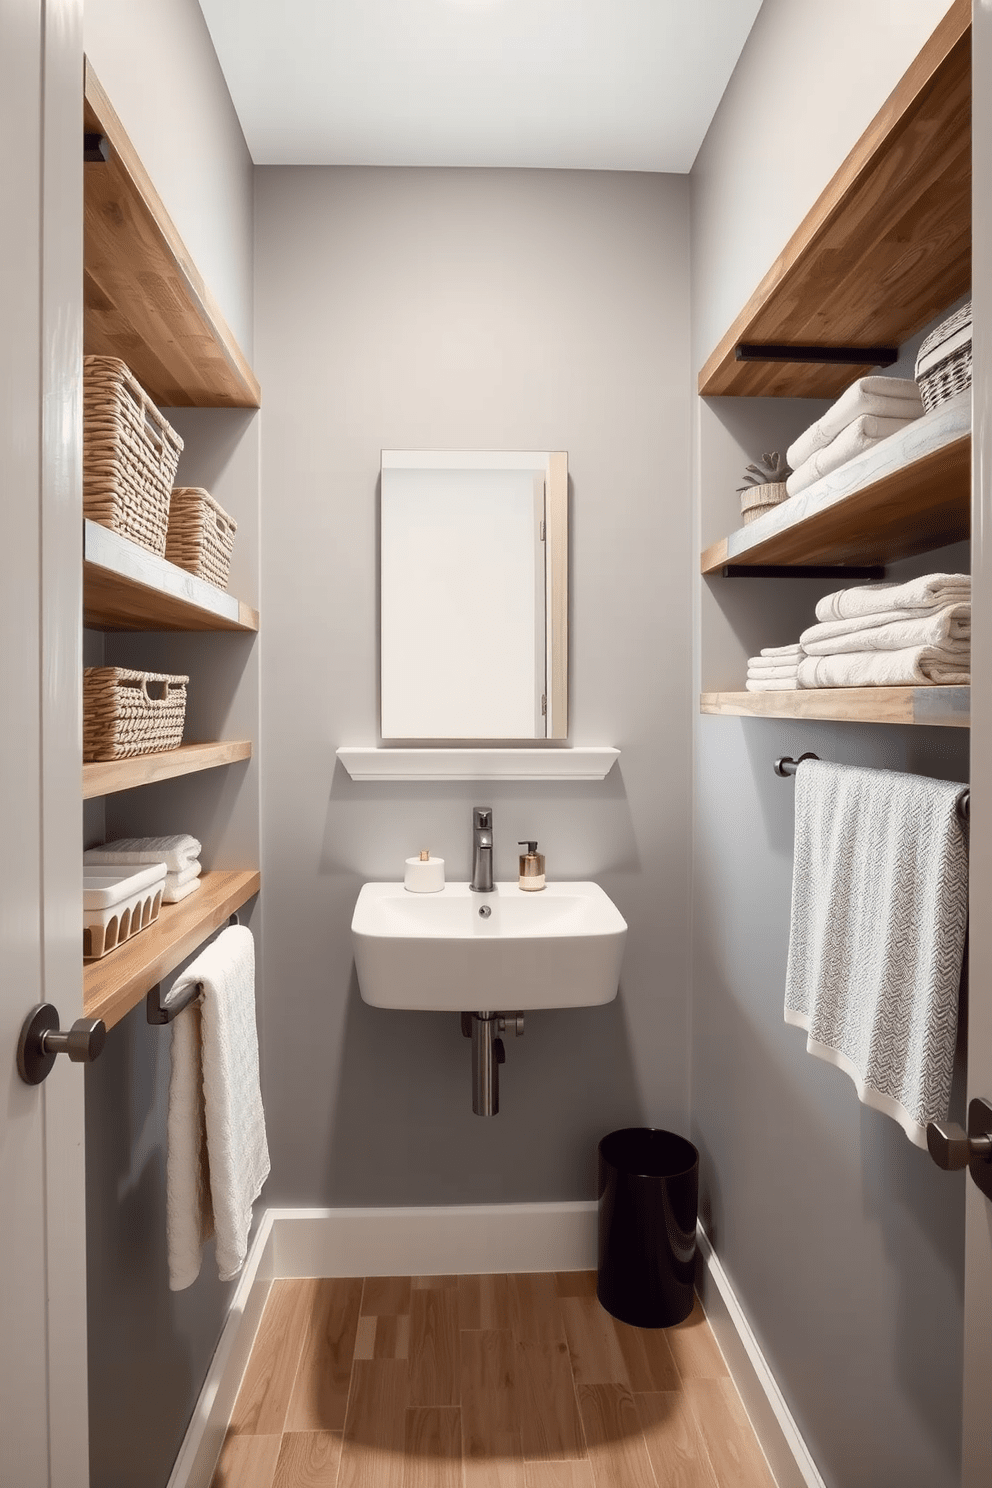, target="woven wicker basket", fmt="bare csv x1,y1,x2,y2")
83,357,184,556
83,668,189,762
915,301,972,413
740,480,790,525
165,487,237,589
